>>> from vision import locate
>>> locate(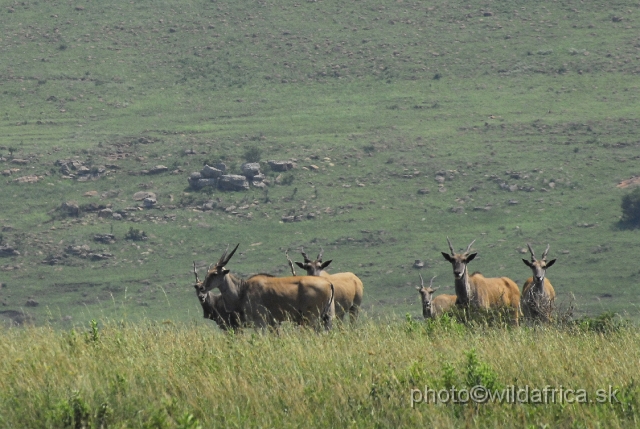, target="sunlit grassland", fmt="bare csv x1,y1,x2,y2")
0,320,638,428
